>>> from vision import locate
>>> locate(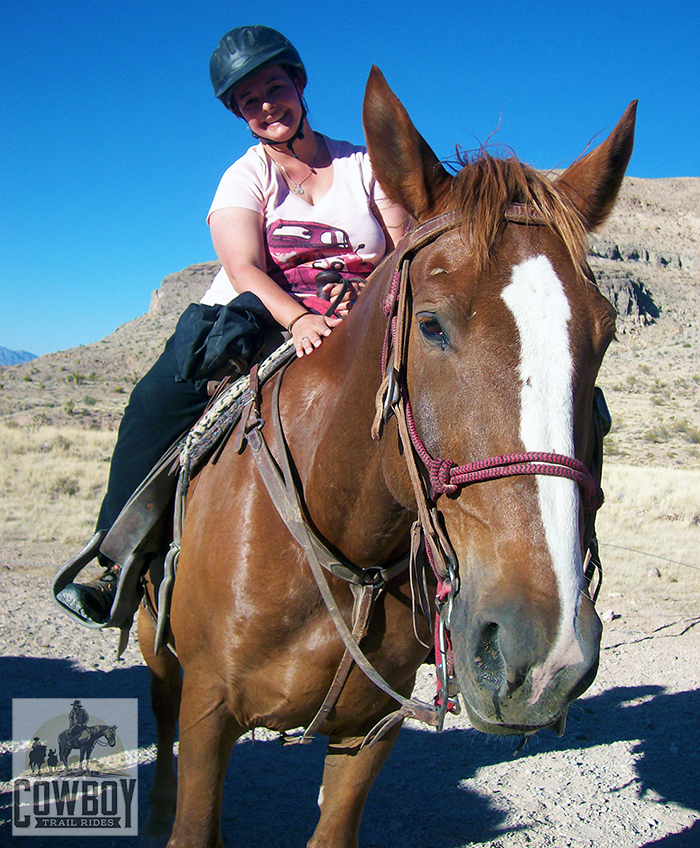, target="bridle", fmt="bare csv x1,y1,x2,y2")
375,207,602,507
372,207,605,727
